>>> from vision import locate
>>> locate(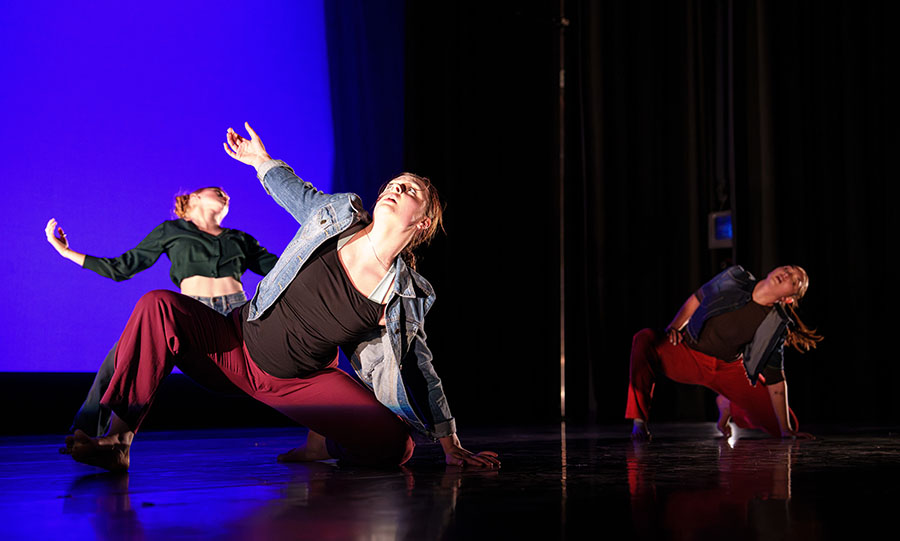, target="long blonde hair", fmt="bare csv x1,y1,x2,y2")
782,266,823,353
